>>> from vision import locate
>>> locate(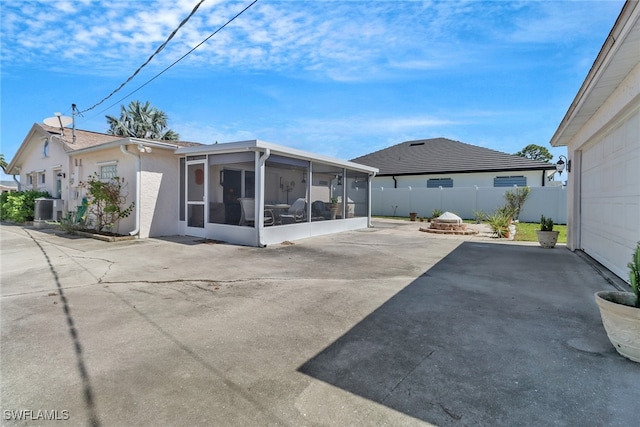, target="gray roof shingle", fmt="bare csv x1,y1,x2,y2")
351,138,555,176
